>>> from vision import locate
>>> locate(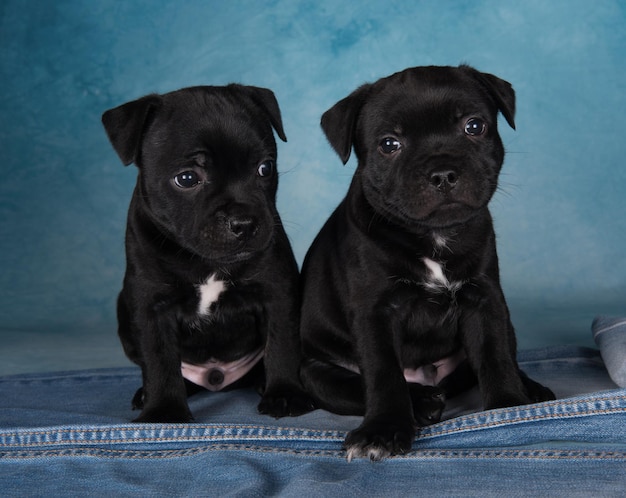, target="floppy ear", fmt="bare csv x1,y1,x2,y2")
320,84,372,164
461,65,516,130
235,85,287,143
101,94,161,166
